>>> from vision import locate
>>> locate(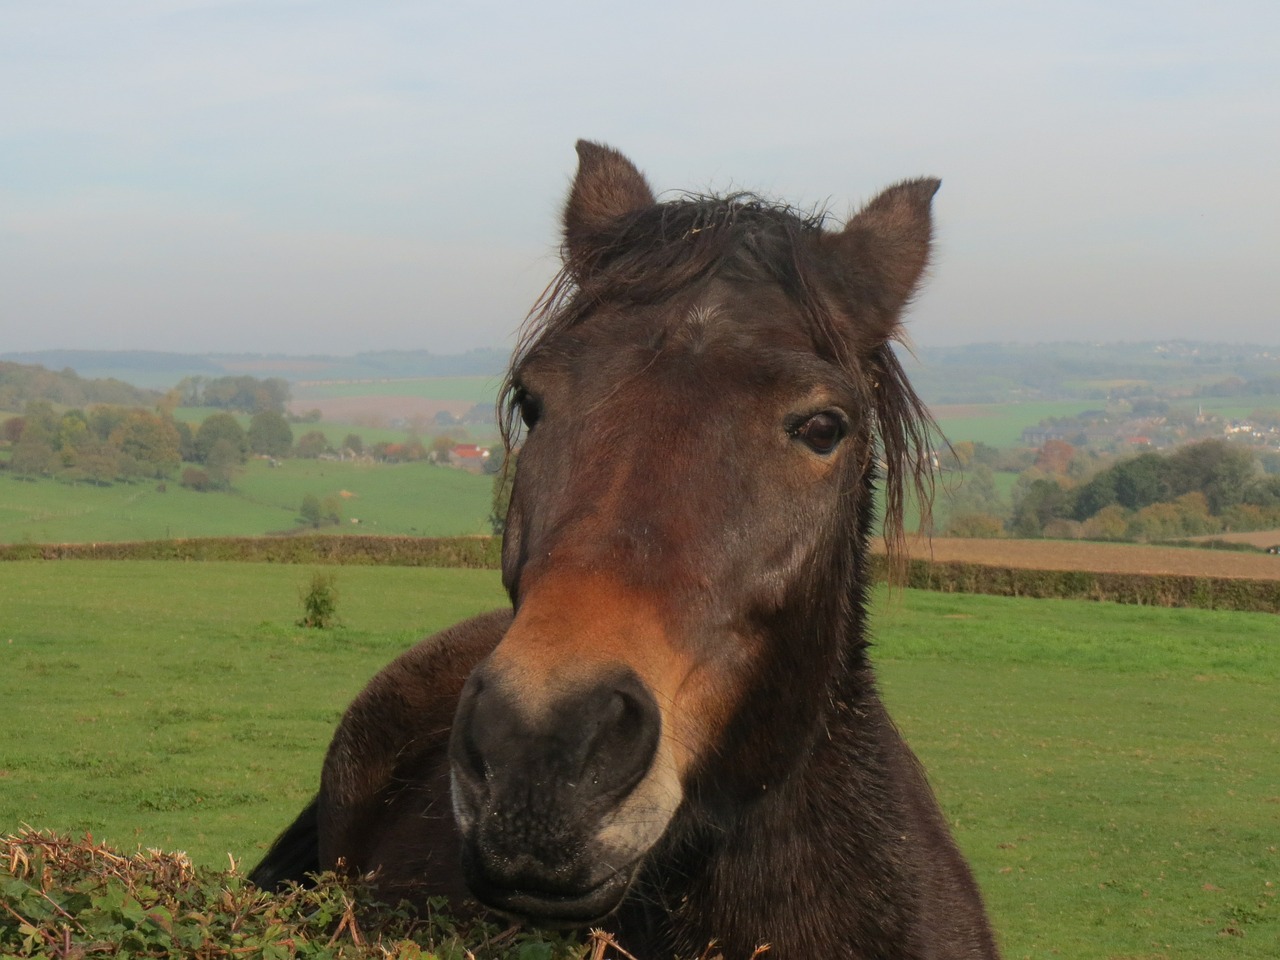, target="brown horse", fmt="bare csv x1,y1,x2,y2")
251,141,1000,959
